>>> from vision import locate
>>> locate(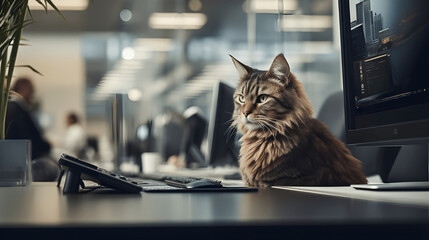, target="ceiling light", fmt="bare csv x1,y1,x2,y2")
28,0,89,11
279,15,332,31
149,13,207,30
284,41,333,54
188,0,203,12
122,47,135,60
248,0,297,13
128,88,142,101
115,60,144,70
116,59,143,66
134,38,173,52
120,9,133,22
